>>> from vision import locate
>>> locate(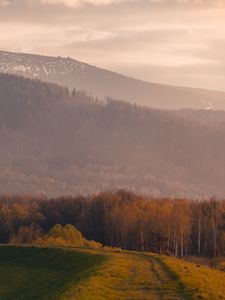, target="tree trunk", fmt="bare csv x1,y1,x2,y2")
167,226,171,252
197,207,201,255
180,233,184,258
